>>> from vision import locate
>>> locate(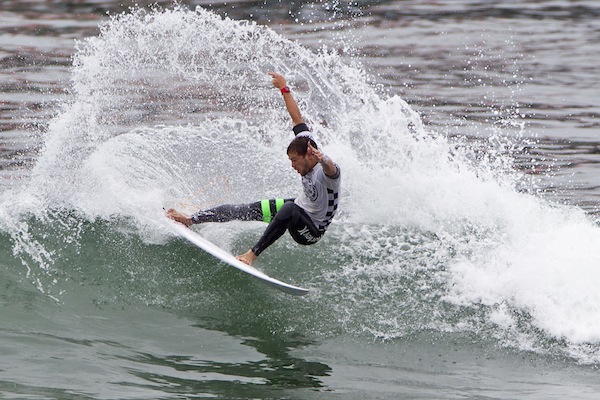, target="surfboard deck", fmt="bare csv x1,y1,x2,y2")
169,221,310,296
